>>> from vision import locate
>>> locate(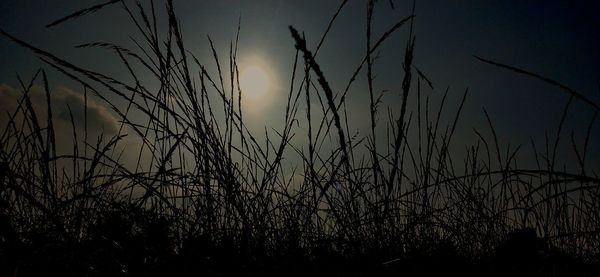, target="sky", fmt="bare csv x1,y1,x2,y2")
1,0,599,172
